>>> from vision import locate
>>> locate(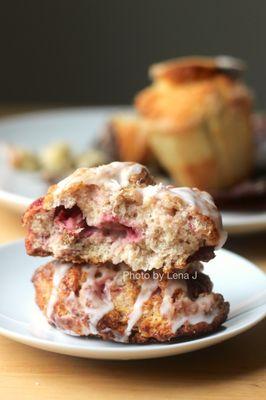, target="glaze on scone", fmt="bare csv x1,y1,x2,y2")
23,162,226,271
32,260,229,343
